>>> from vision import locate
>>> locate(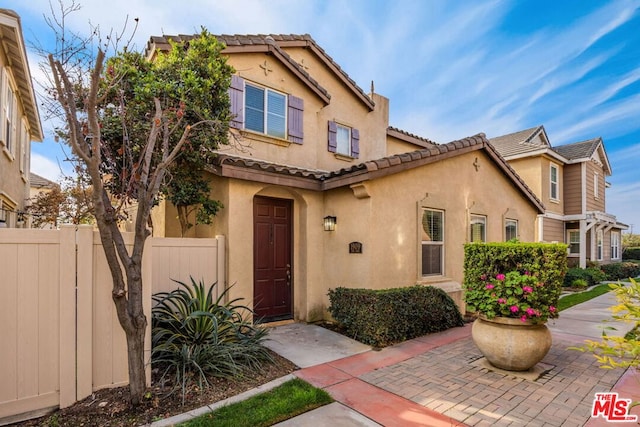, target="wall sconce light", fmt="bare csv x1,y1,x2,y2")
323,216,337,231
